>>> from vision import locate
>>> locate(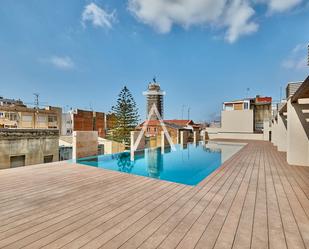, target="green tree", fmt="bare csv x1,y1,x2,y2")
108,86,139,145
